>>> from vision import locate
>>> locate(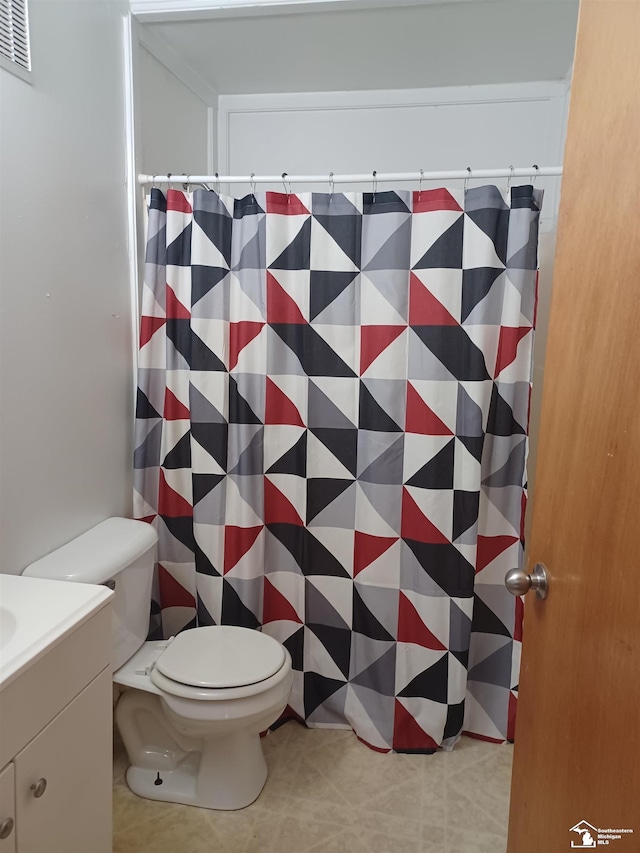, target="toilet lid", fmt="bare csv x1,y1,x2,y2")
155,626,286,689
